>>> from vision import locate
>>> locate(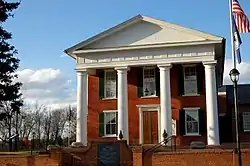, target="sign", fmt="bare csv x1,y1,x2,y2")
98,144,120,166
